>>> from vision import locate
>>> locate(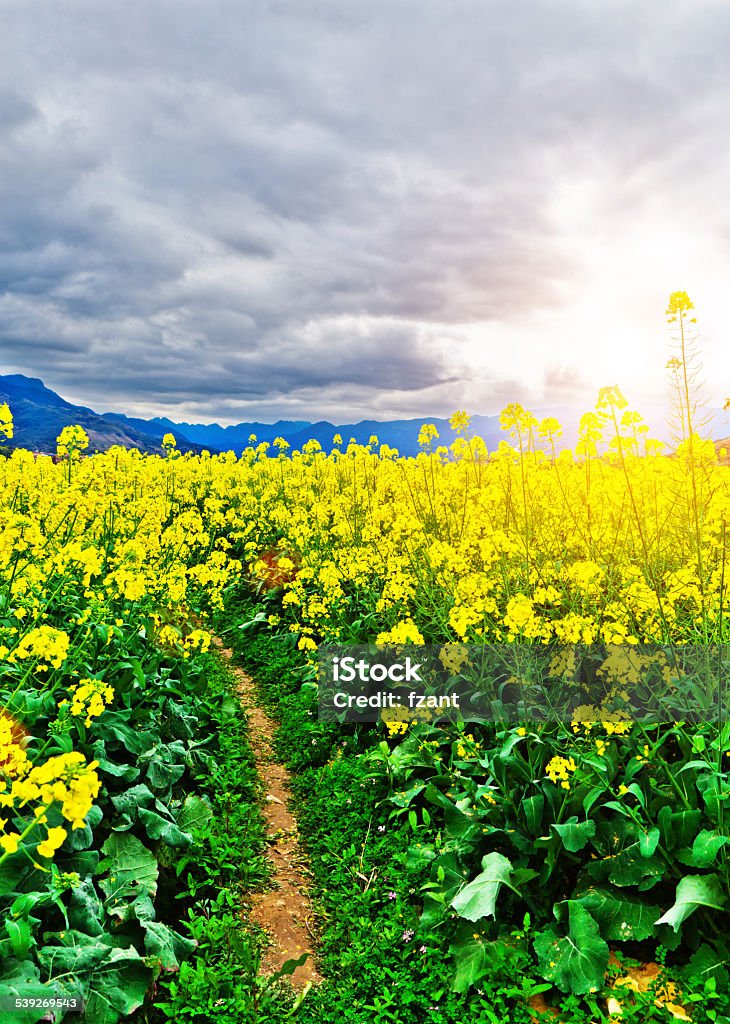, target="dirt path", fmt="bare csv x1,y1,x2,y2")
213,637,320,990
